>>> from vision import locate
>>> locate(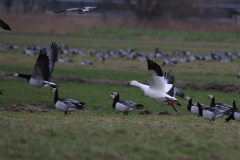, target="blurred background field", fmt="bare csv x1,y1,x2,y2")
1,0,240,160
